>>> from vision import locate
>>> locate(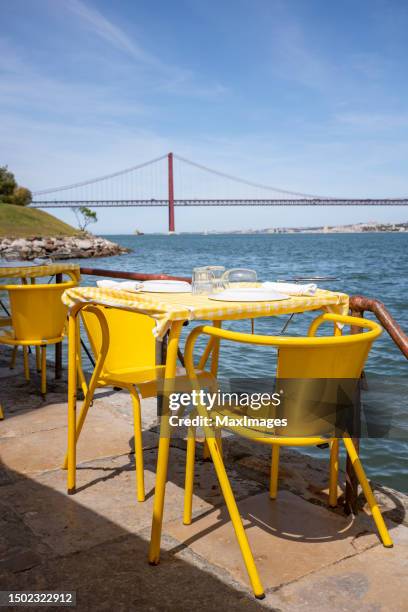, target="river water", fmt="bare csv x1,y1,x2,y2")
74,232,408,492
